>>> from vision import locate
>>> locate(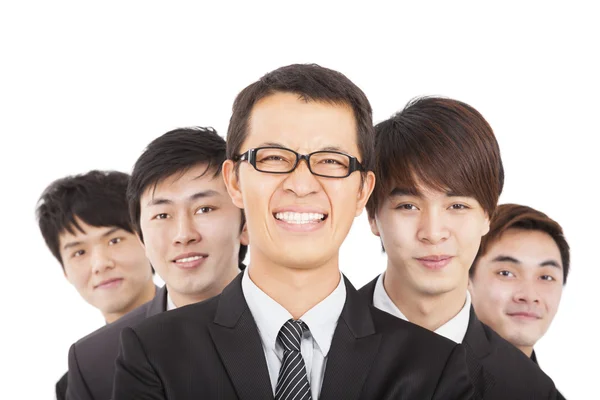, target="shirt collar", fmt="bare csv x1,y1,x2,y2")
373,273,471,343
242,267,346,356
166,292,177,311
